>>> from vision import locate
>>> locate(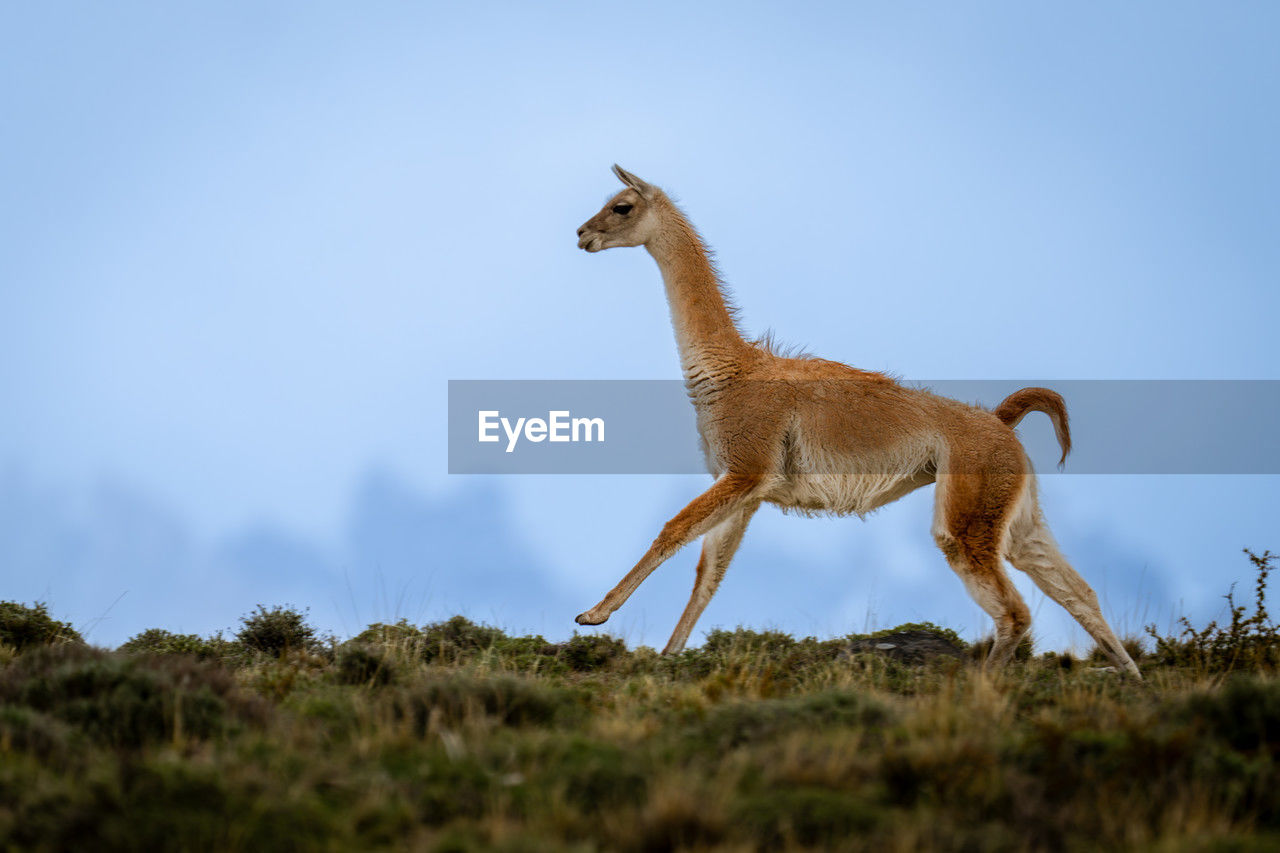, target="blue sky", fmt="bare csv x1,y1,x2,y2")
2,2,1277,650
